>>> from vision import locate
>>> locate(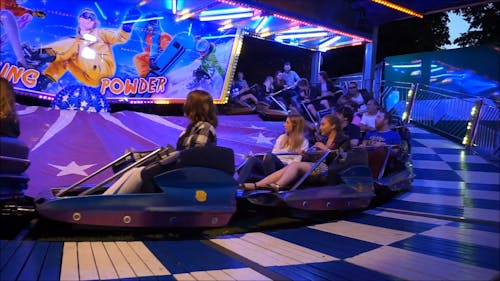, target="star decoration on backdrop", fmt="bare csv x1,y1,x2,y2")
249,125,266,130
49,161,96,176
235,152,247,160
251,133,274,145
